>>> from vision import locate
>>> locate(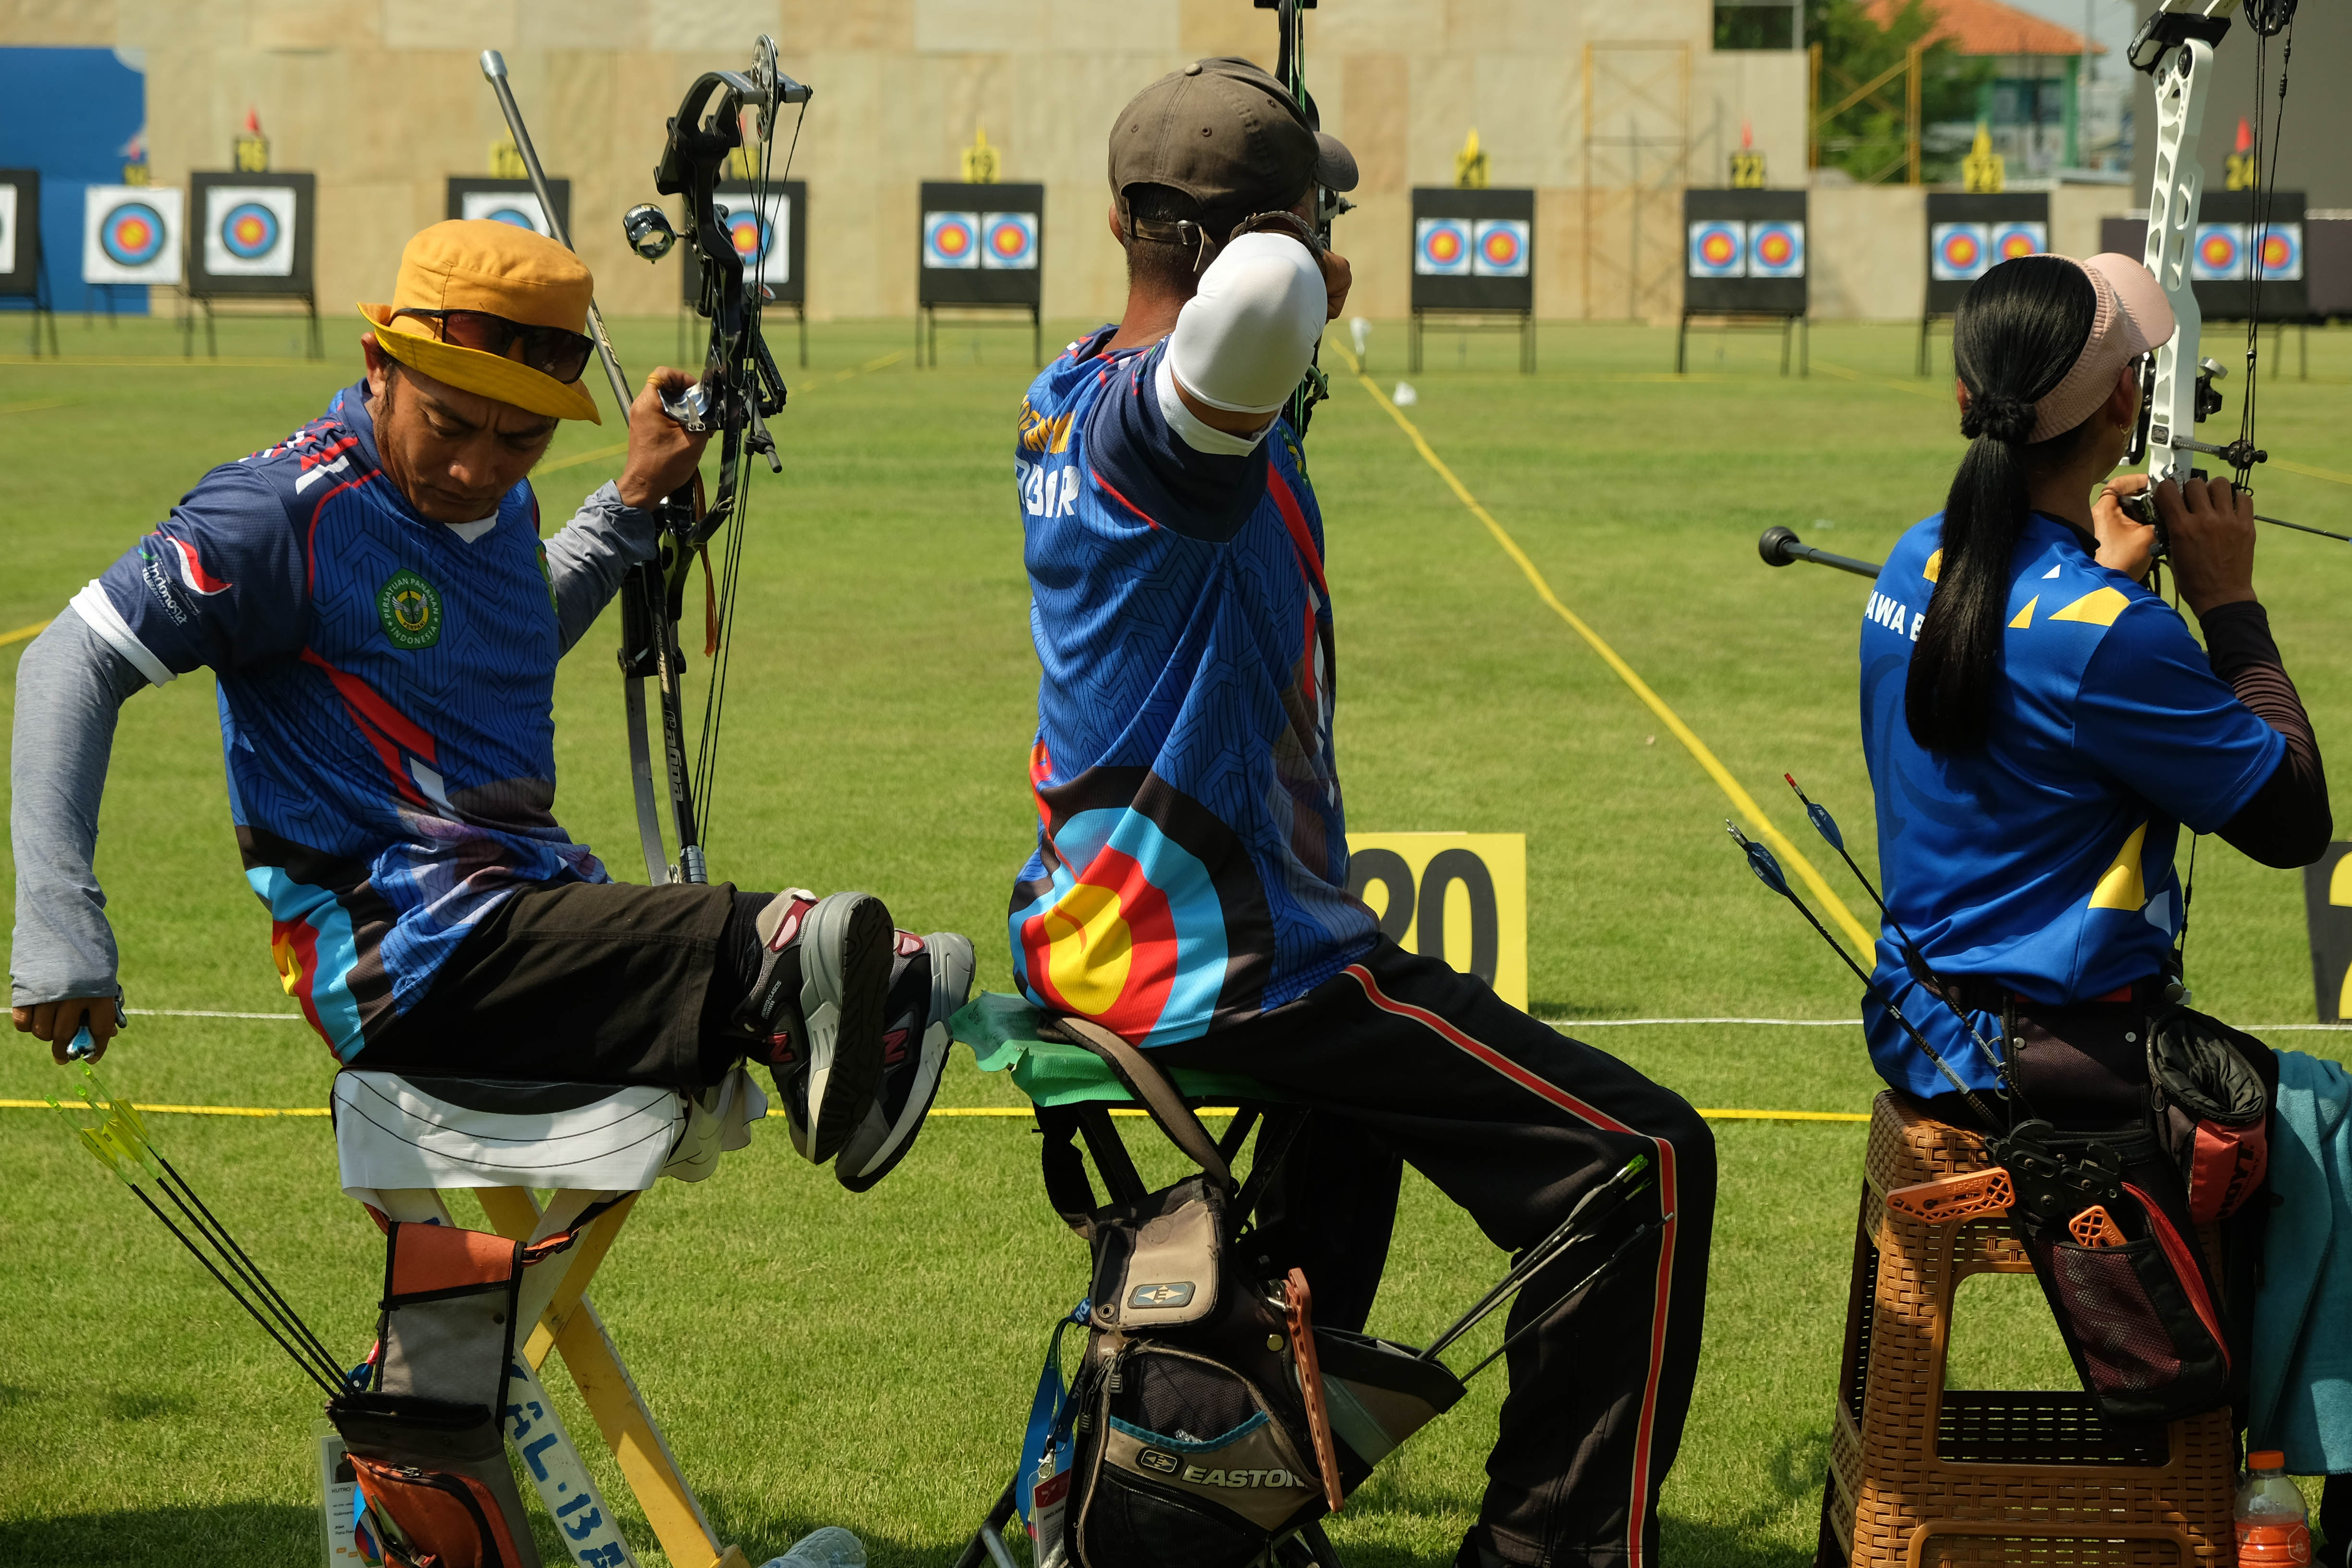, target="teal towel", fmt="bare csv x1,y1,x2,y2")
2251,1048,2352,1471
